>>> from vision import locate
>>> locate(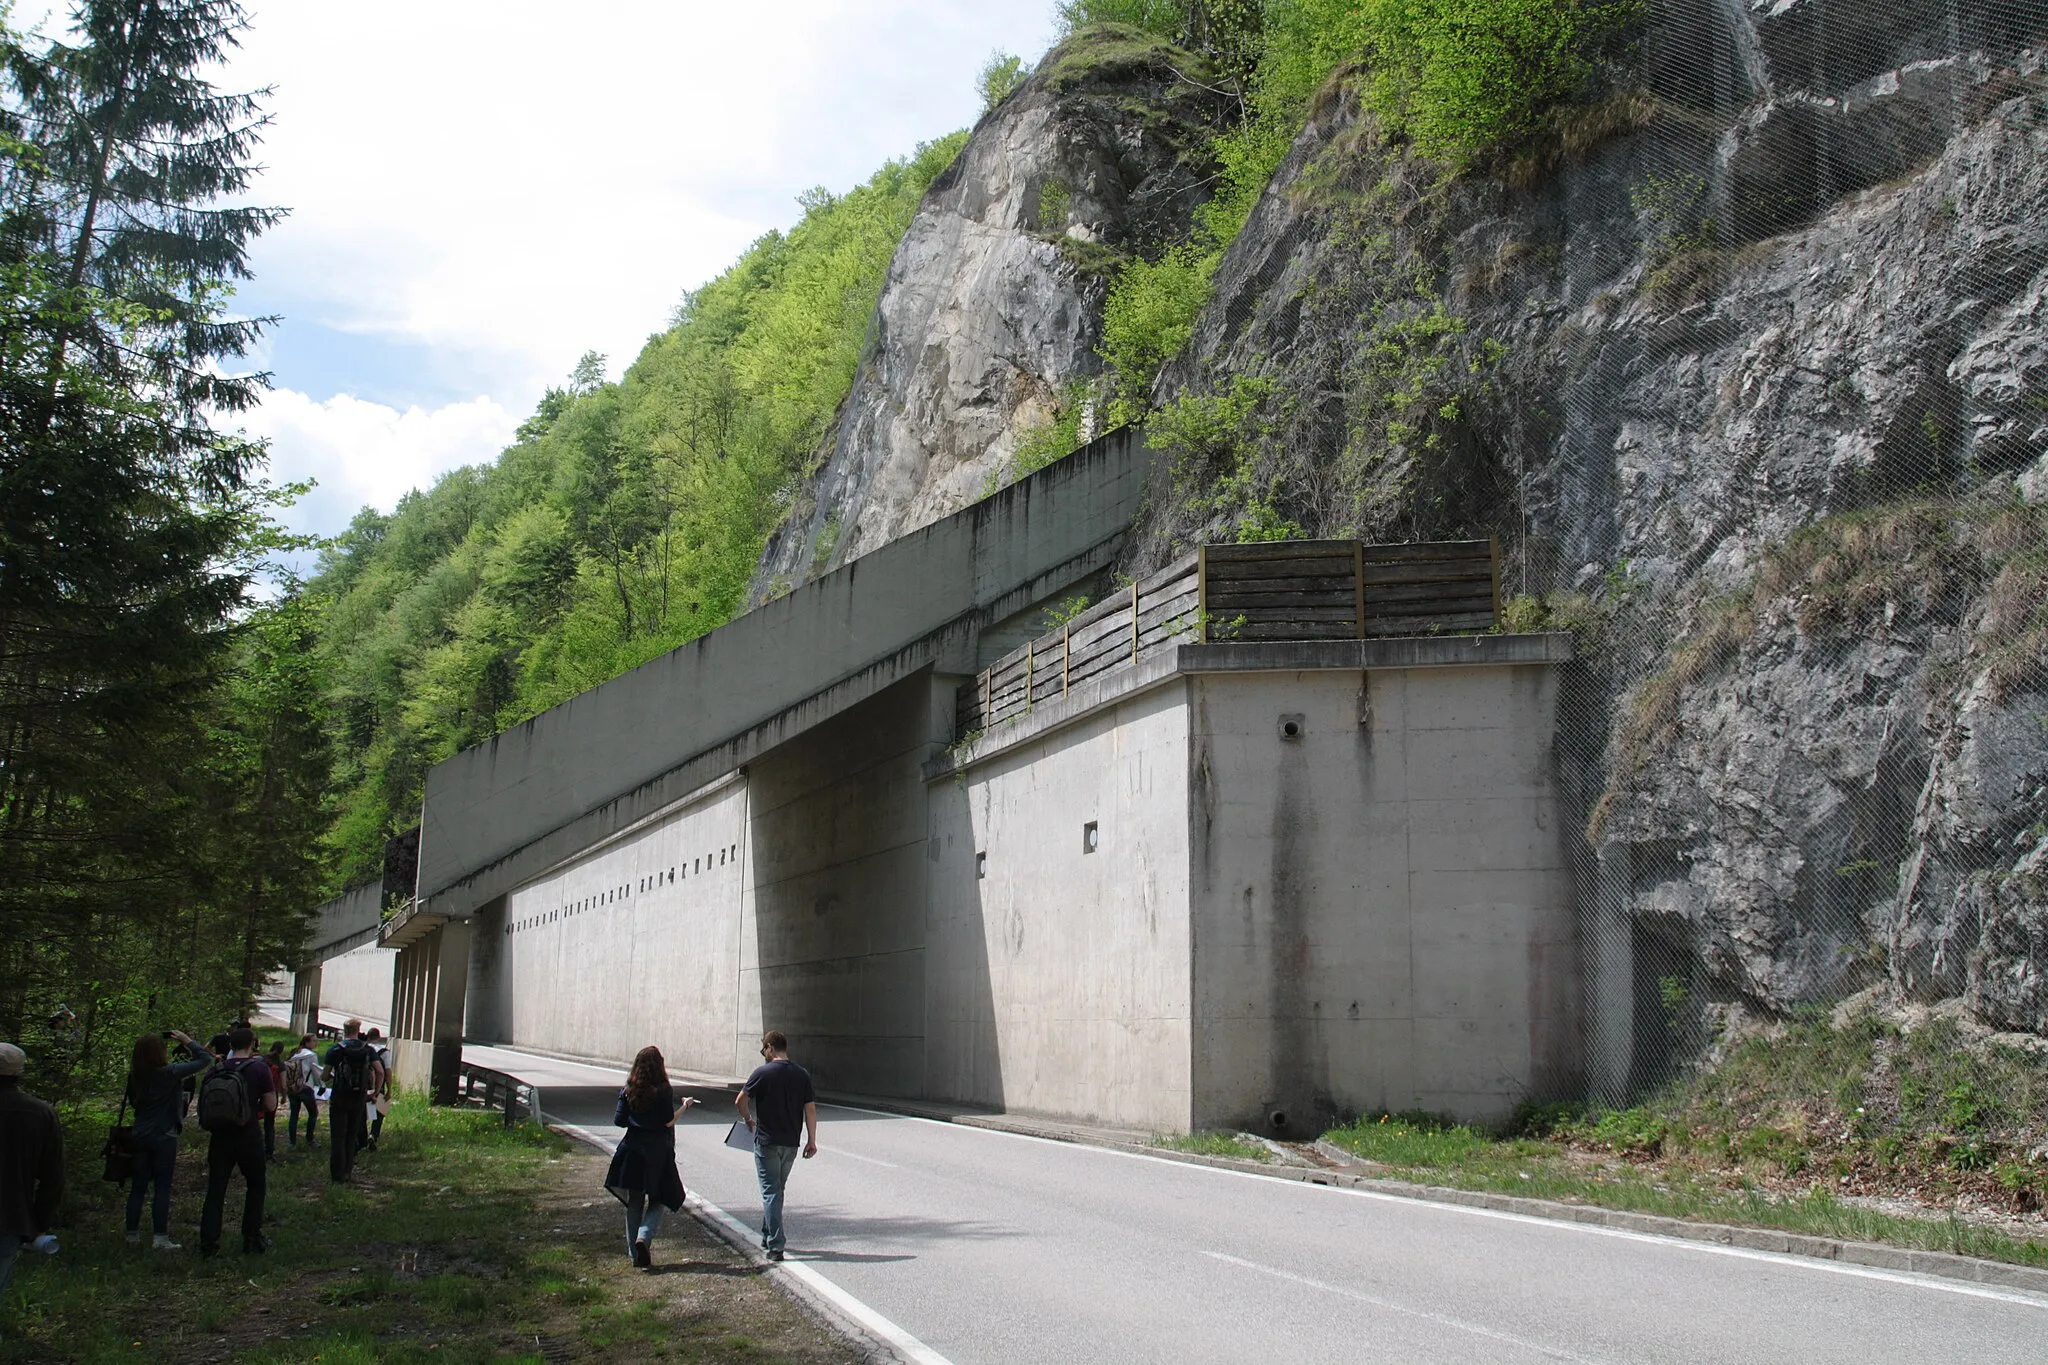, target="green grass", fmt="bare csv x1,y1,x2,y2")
1317,1012,2048,1271
1152,1131,1273,1162
2,1095,852,1363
